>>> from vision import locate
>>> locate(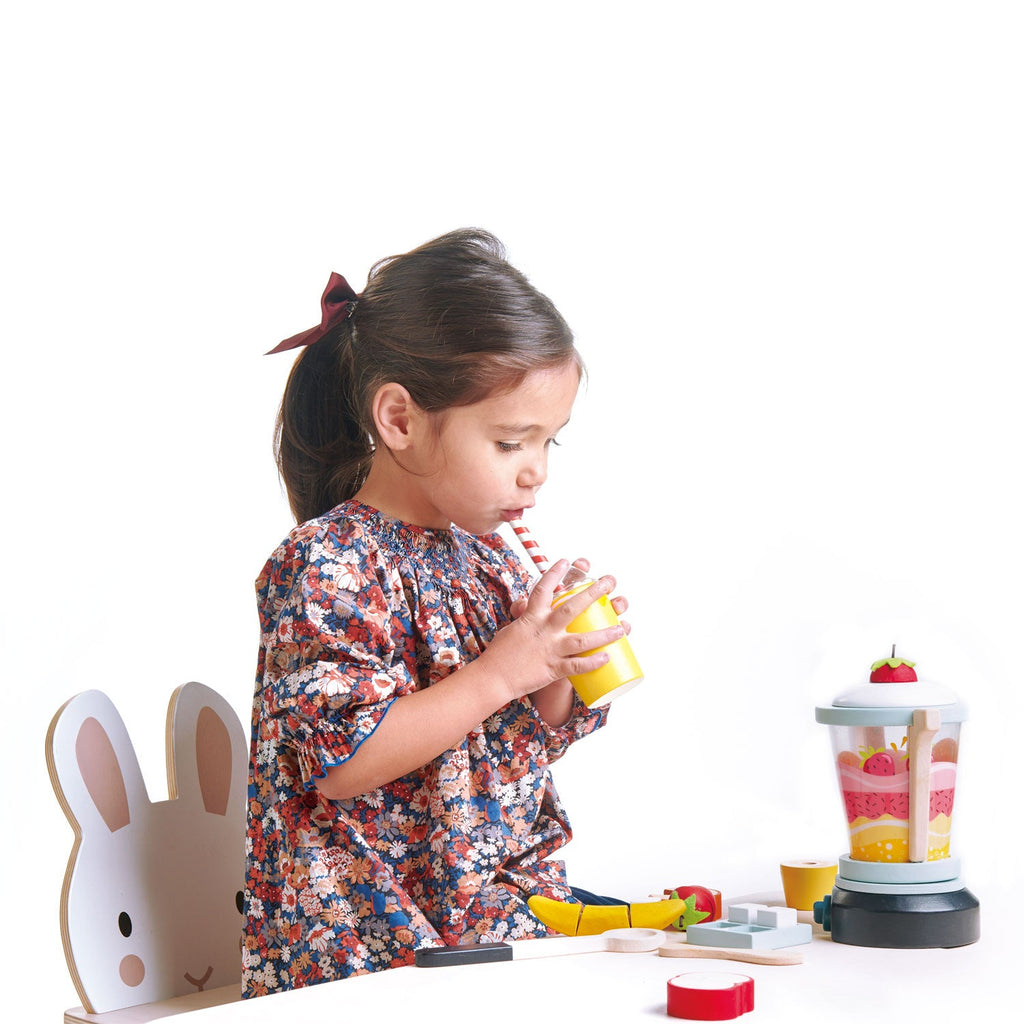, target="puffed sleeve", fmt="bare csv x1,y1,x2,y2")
536,694,608,764
255,519,416,790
